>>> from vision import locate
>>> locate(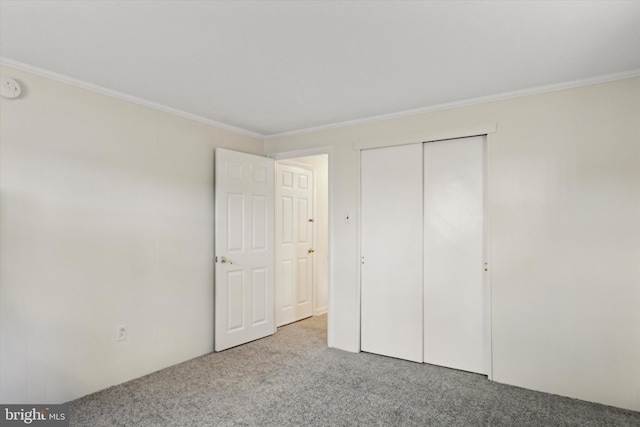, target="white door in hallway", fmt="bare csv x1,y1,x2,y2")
214,148,275,351
360,143,424,363
423,135,487,374
275,163,315,327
